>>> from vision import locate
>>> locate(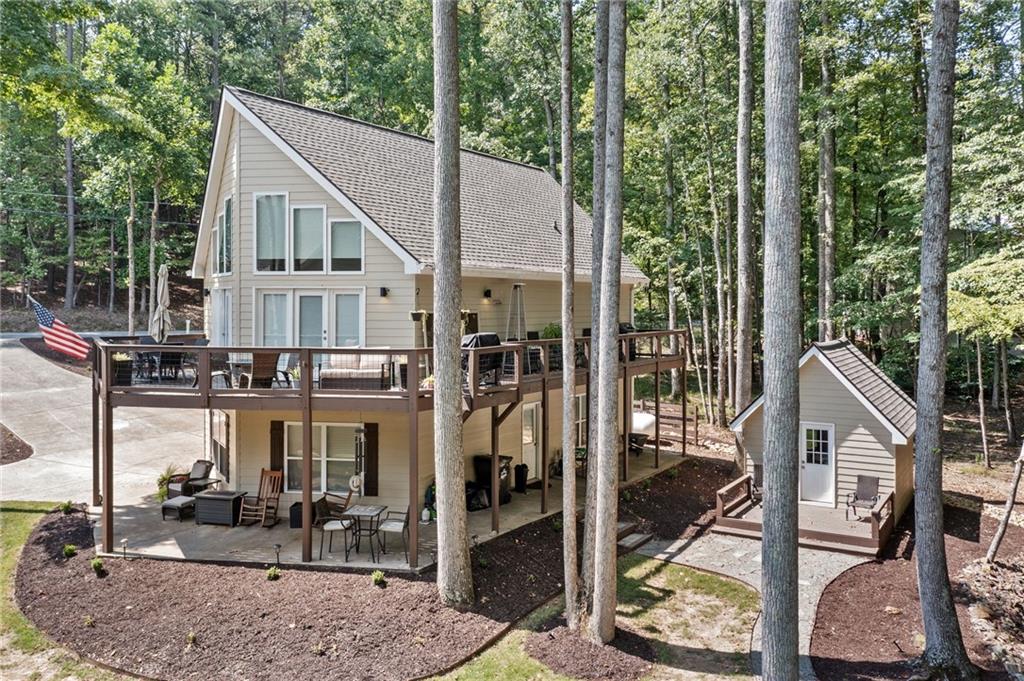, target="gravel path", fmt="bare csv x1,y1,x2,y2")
639,532,869,680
